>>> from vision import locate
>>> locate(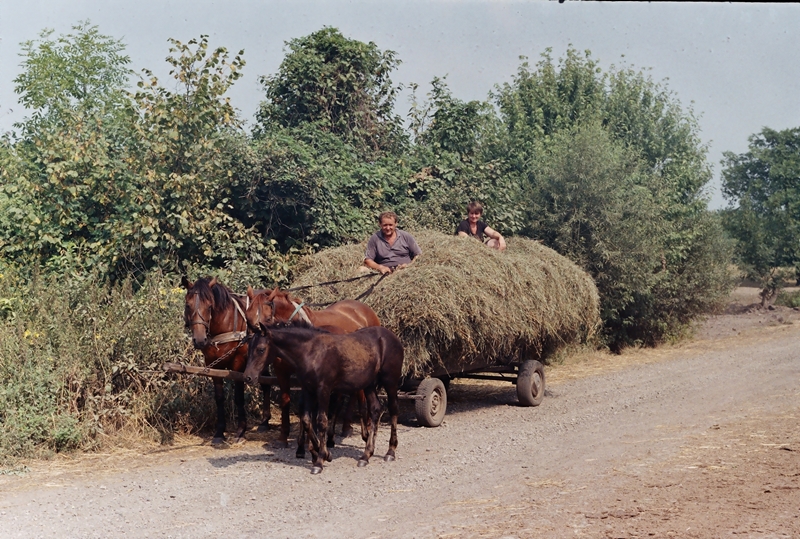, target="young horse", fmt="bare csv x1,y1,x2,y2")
182,276,271,444
244,321,403,475
244,287,380,451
